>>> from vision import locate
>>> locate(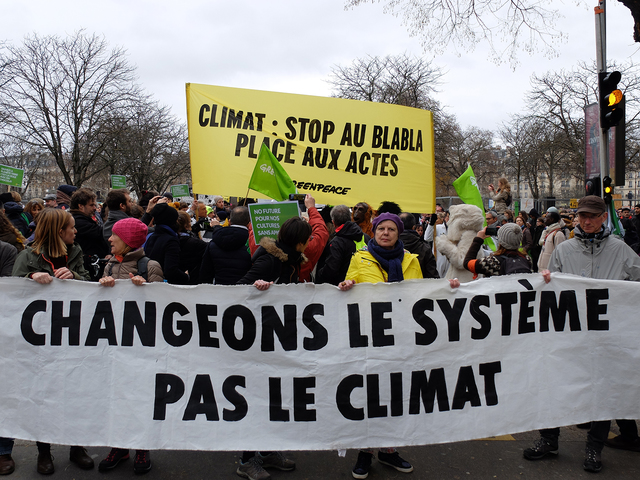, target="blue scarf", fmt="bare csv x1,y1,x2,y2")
367,238,405,282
